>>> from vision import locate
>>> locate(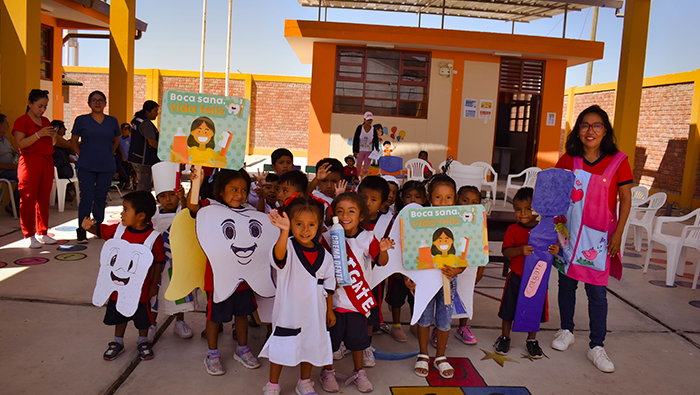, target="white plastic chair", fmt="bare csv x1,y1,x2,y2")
502,167,541,206
620,192,667,258
449,163,483,191
437,159,463,176
470,161,499,197
631,185,649,204
0,178,18,218
644,208,700,286
405,158,434,182
50,163,80,212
